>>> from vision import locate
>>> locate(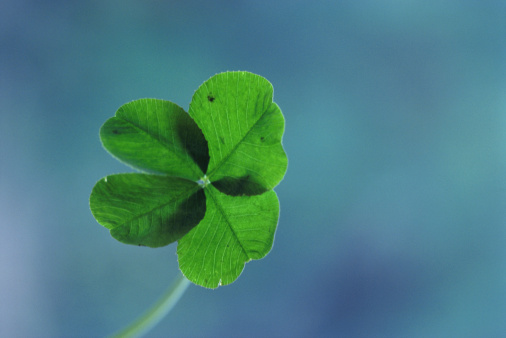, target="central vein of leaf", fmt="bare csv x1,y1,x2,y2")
120,183,201,227
206,188,249,258
205,103,269,180
118,116,202,179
